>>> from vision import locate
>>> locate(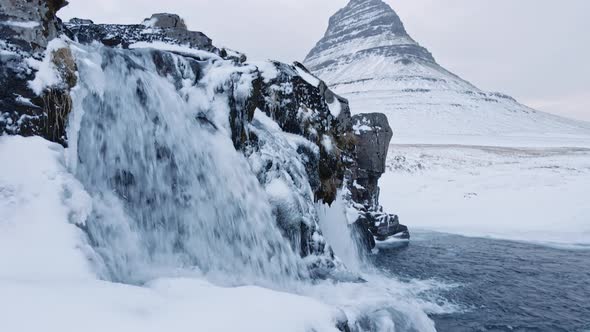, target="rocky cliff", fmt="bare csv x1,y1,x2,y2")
0,0,72,145
0,0,403,289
